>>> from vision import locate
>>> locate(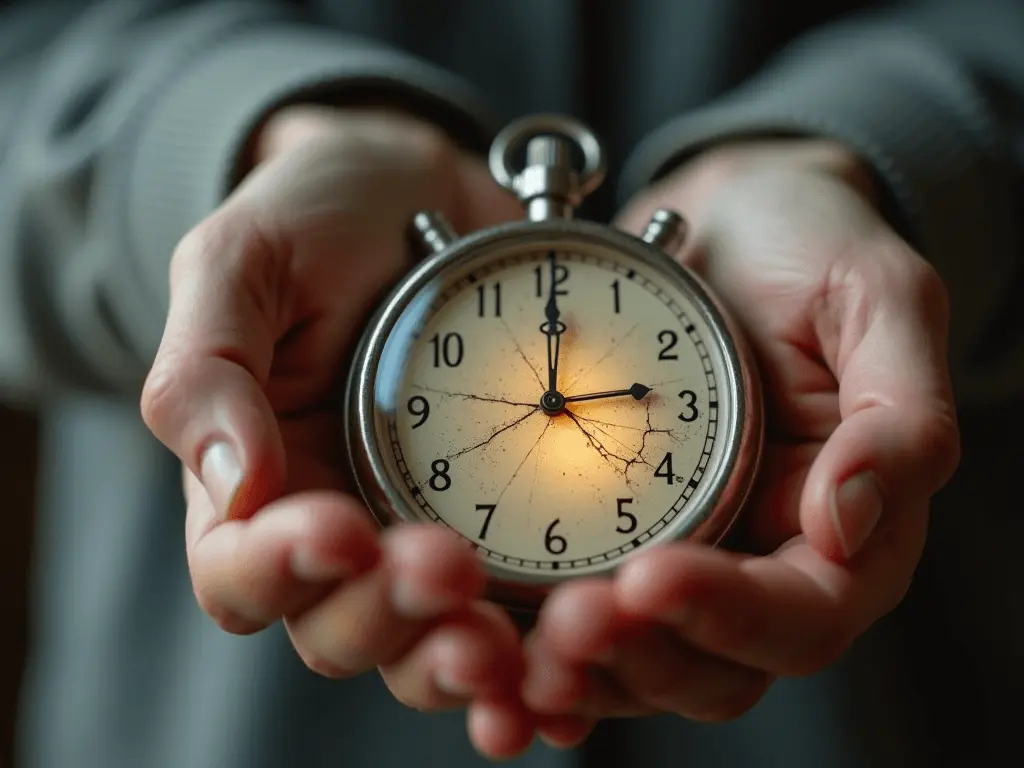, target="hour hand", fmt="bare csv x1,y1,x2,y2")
541,251,563,393
564,383,652,404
